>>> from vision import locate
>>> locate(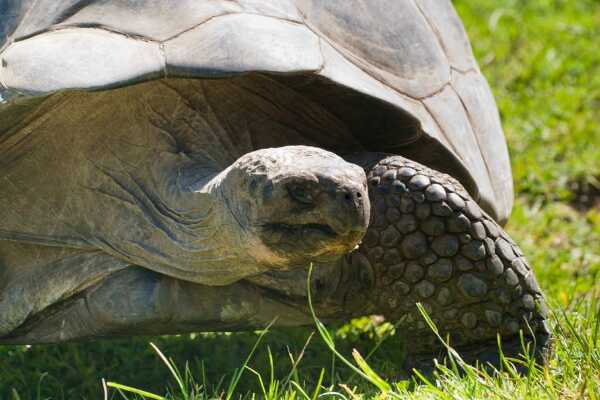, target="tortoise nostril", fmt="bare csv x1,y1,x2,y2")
343,191,363,203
